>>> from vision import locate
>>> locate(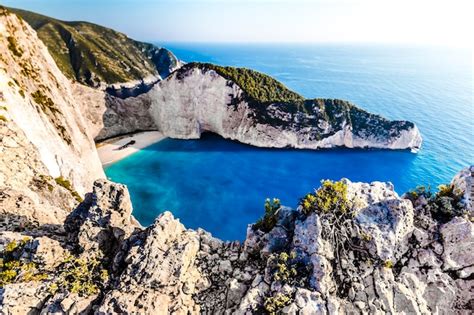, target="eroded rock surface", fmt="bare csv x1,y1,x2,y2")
2,170,472,314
